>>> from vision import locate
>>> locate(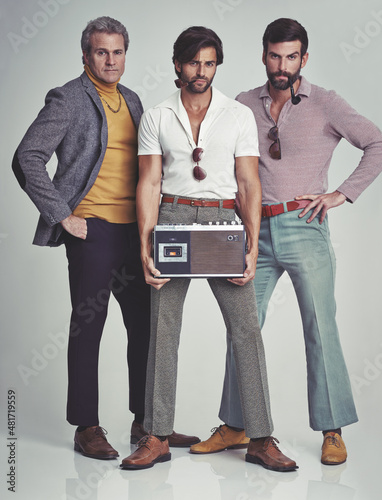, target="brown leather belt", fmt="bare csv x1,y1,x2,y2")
161,196,235,209
262,200,310,217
